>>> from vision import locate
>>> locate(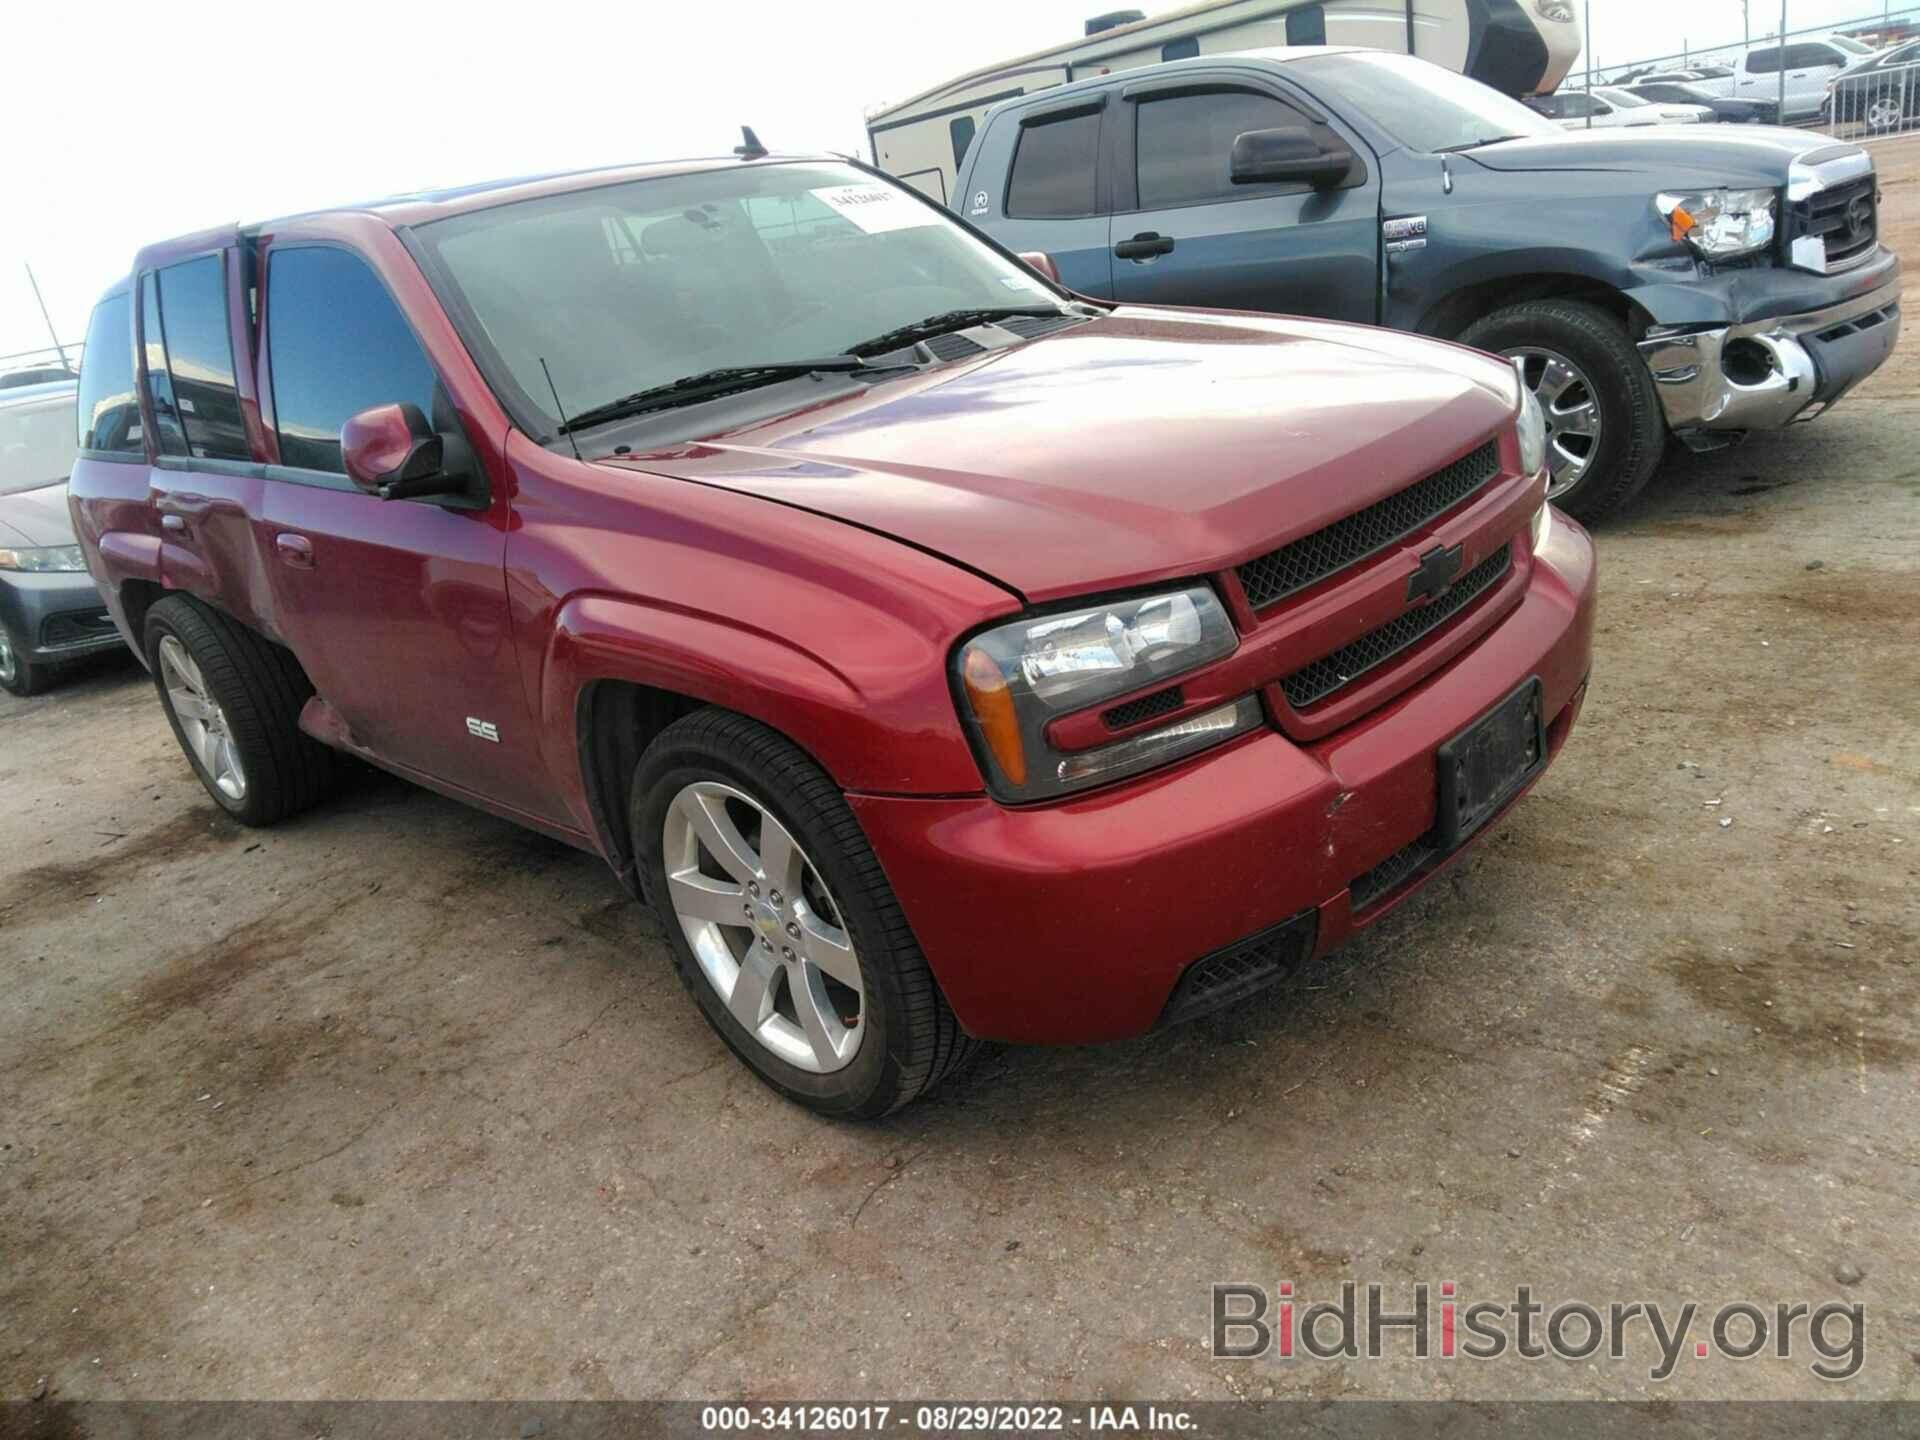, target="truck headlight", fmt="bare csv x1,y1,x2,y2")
0,545,86,573
1656,188,1776,259
1515,378,1547,477
955,586,1255,801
